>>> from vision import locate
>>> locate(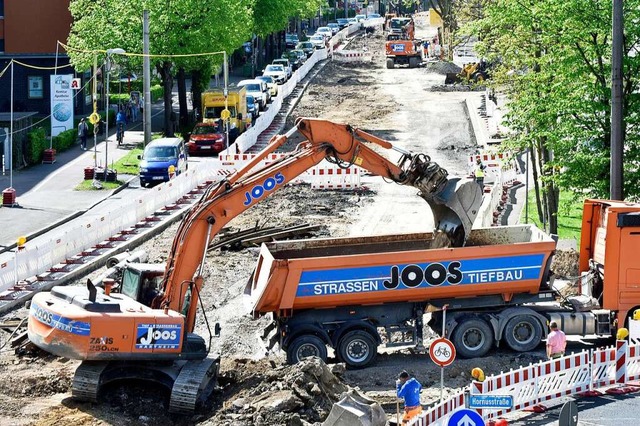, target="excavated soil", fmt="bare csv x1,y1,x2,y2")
0,29,585,426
